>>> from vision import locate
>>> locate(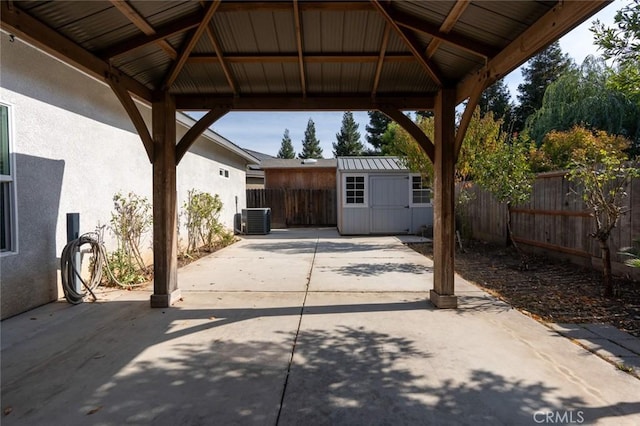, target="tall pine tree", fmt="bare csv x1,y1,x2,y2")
333,111,364,157
480,79,513,126
365,111,391,153
299,118,323,159
513,41,573,133
277,129,296,158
